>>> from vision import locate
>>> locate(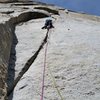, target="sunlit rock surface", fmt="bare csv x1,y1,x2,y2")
0,1,100,100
